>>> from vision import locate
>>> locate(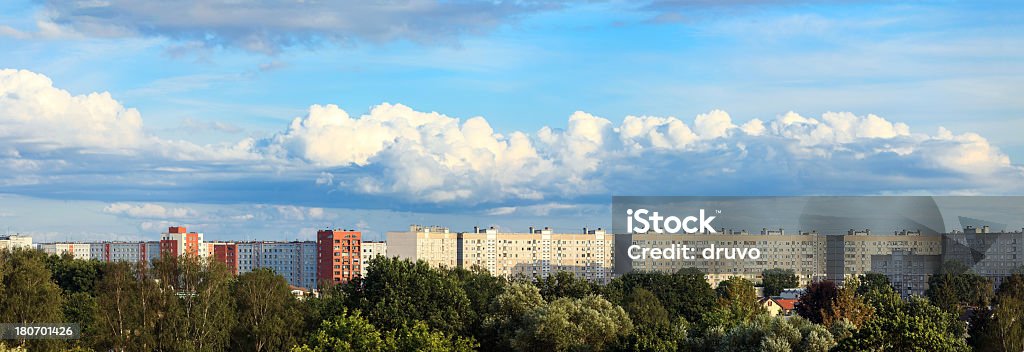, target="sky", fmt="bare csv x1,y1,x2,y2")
0,0,1022,241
